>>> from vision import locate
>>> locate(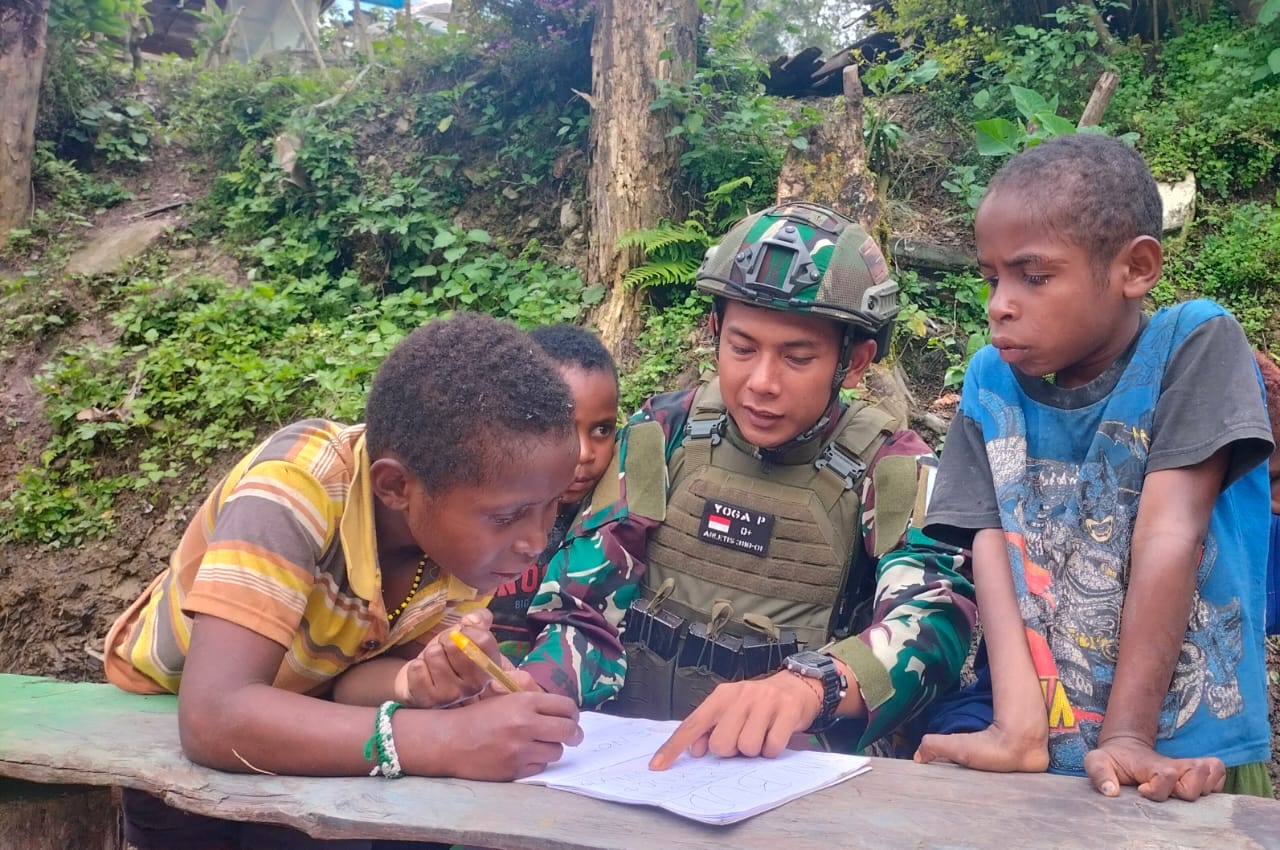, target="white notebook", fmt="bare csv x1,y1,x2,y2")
516,711,871,825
